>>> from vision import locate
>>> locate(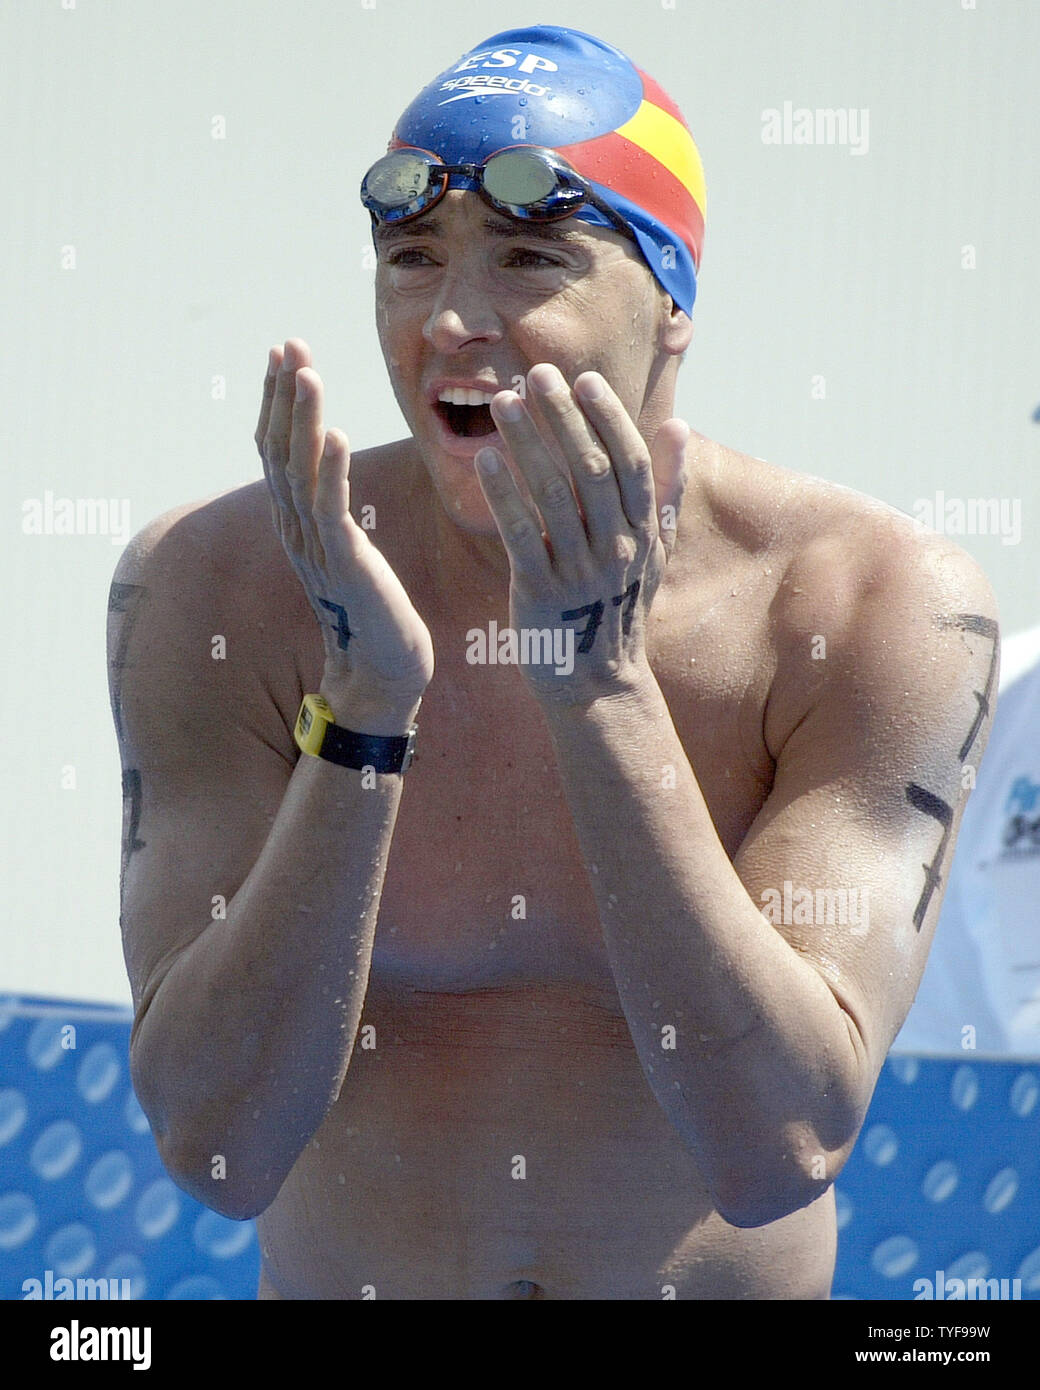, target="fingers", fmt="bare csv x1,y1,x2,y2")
473,446,554,583
529,365,631,551
256,348,282,530
489,387,589,568
286,367,327,568
258,339,328,566
254,347,280,458
649,417,691,561
490,364,689,568
312,428,361,565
